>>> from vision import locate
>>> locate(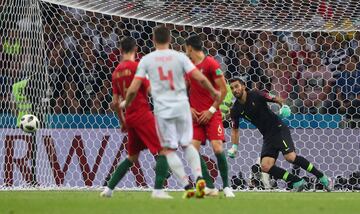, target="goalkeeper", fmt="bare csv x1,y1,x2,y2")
227,77,331,192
